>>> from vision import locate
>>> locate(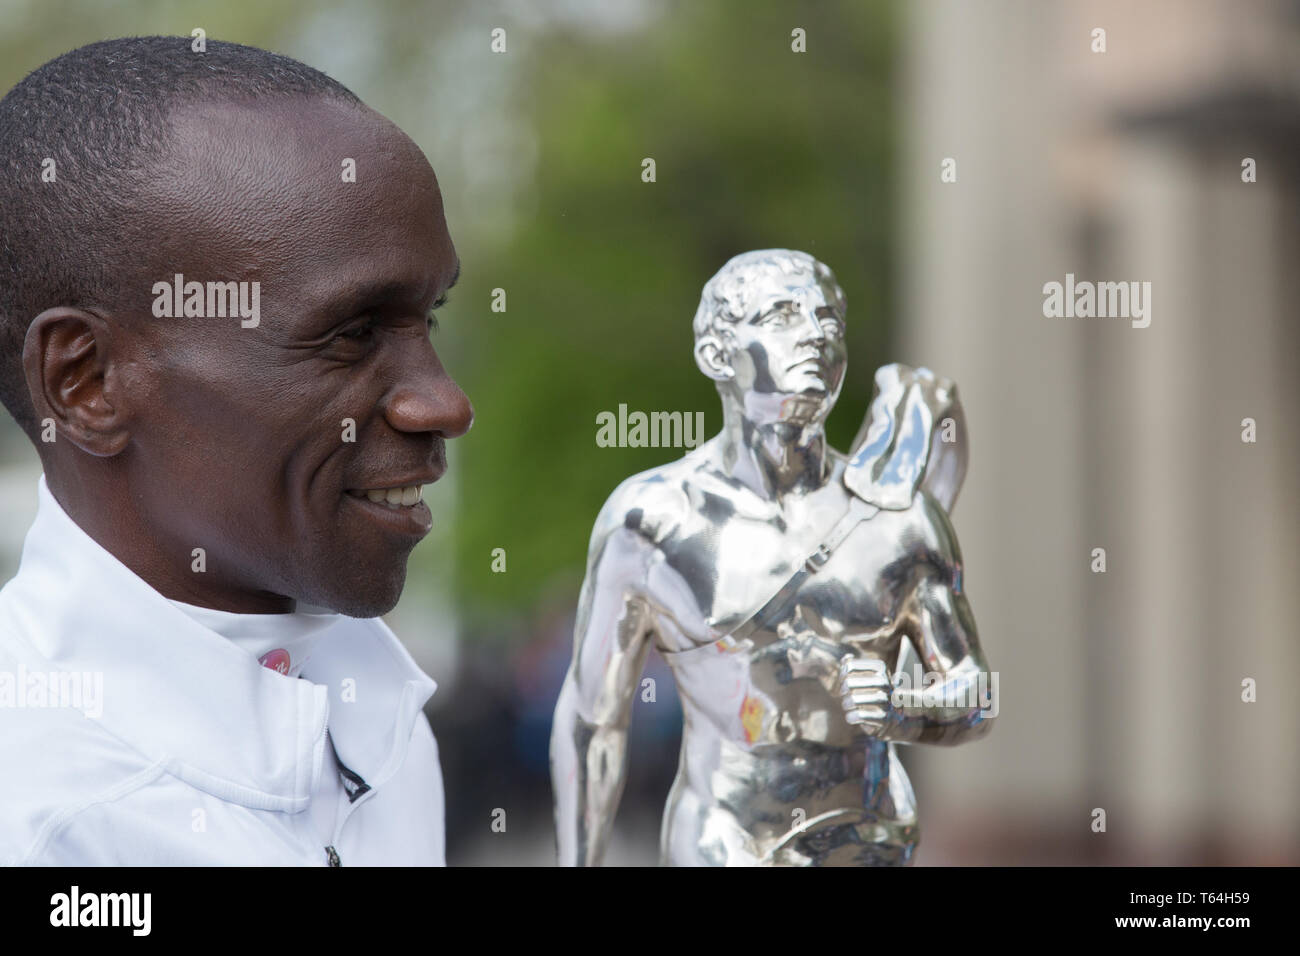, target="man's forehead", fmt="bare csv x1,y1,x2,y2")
138,97,453,309
168,96,411,164
161,97,437,216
